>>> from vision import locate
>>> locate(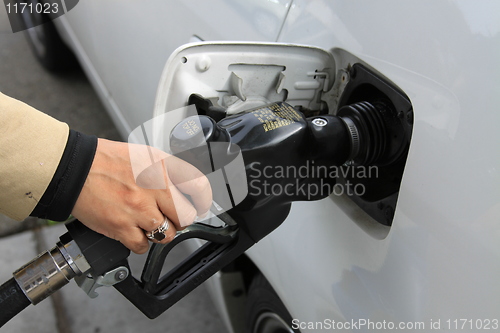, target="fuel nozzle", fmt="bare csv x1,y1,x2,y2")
170,100,403,242
172,100,403,170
